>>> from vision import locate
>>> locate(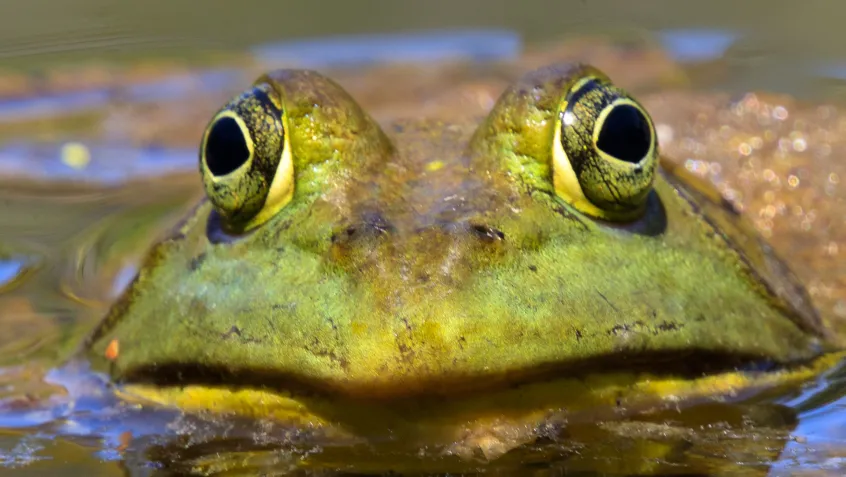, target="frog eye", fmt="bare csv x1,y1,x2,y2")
552,74,658,221
199,82,293,233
